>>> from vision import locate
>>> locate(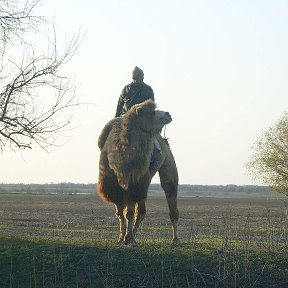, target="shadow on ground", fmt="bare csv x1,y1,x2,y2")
0,237,287,288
